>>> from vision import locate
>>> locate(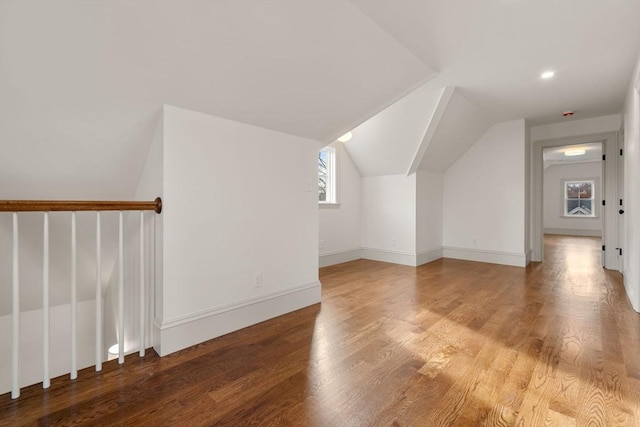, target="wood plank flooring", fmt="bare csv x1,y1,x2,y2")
1,235,639,426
